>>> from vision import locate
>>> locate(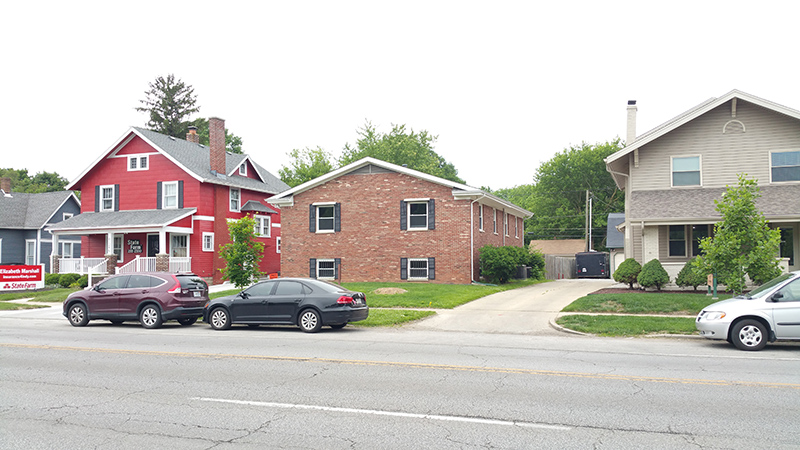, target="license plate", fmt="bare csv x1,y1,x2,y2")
193,291,201,297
